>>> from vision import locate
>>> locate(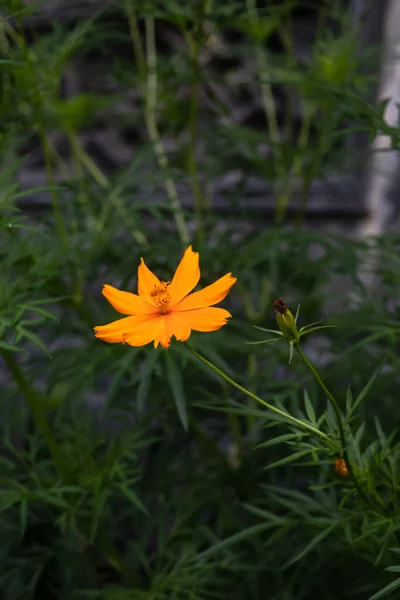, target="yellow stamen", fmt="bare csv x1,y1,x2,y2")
150,281,171,314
